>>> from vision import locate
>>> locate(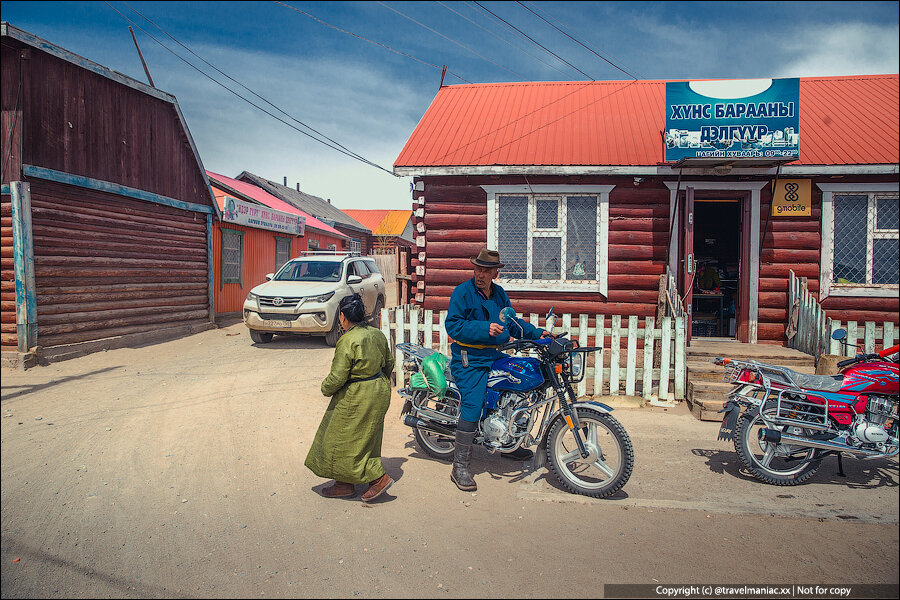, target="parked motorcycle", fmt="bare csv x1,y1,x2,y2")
716,330,899,485
398,308,634,498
